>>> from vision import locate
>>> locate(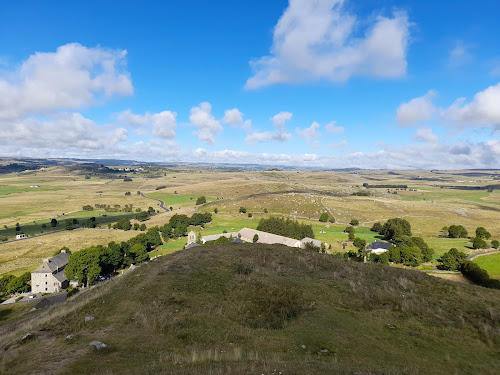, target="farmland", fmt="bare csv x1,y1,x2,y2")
0,163,499,279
